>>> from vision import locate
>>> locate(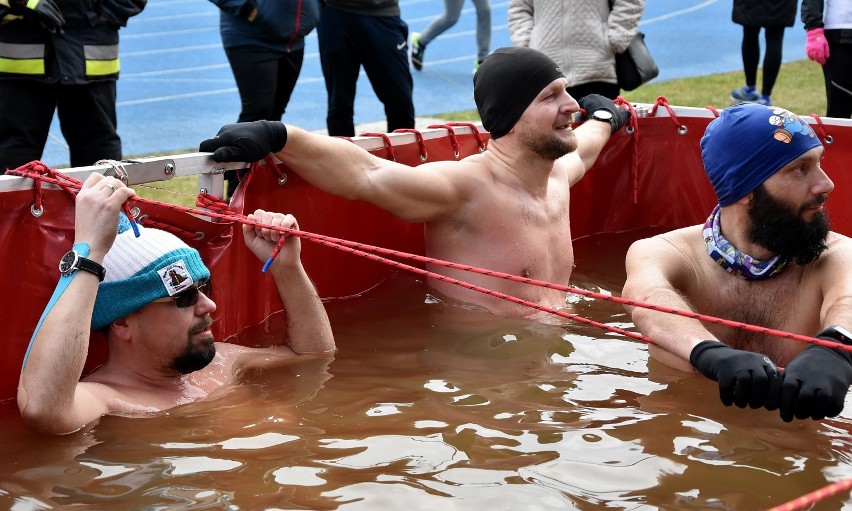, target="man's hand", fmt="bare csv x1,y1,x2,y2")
690,340,783,410
806,28,830,65
8,0,65,32
242,209,302,269
578,94,631,134
74,173,136,259
199,121,288,163
779,343,852,422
